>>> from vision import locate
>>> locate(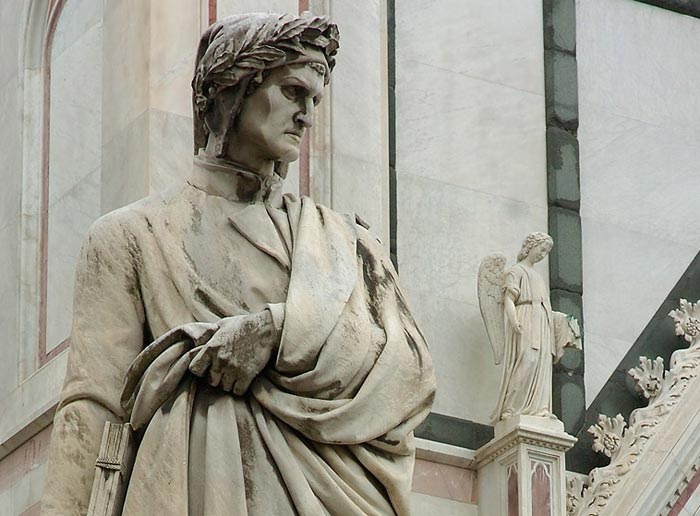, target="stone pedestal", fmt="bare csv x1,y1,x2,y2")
475,415,577,516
